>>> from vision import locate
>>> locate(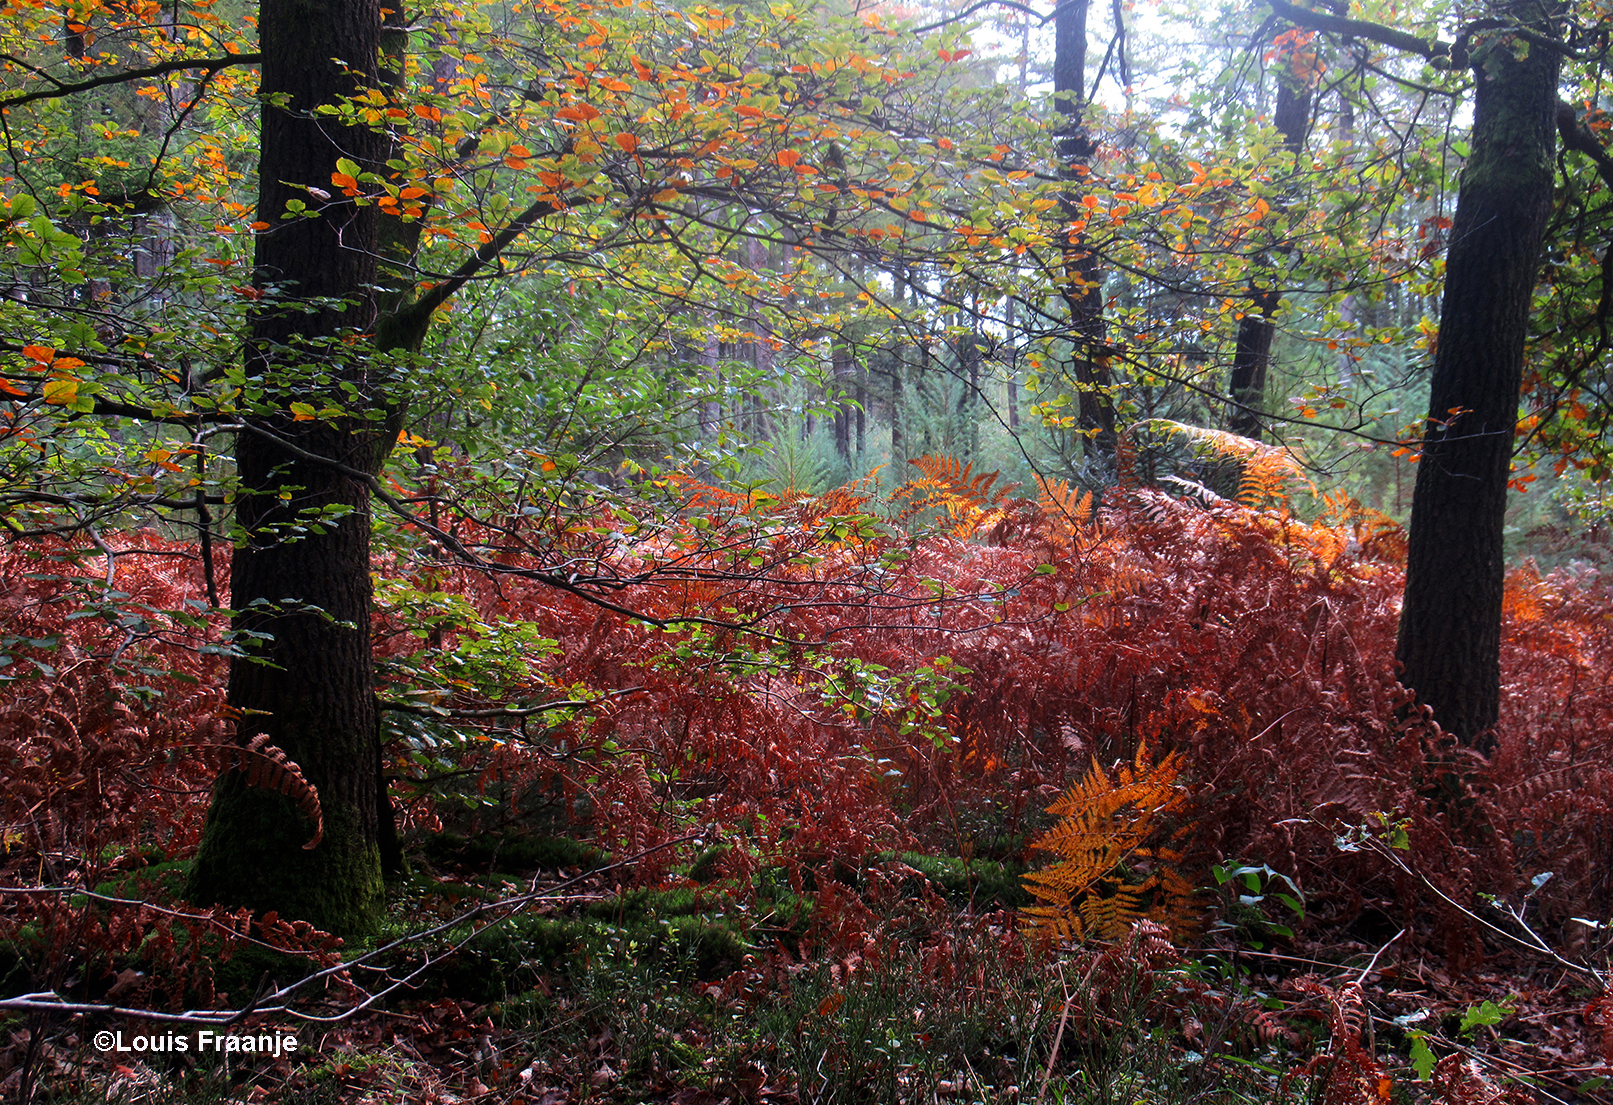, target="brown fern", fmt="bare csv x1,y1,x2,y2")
1289,978,1392,1105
